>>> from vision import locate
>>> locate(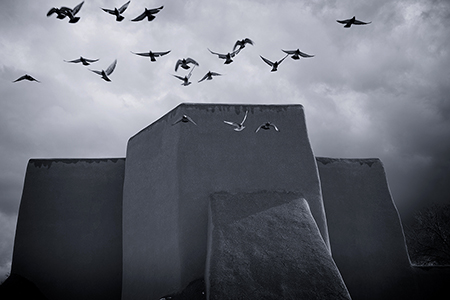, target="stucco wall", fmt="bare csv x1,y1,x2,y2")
11,158,125,300
316,157,419,300
122,103,328,300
